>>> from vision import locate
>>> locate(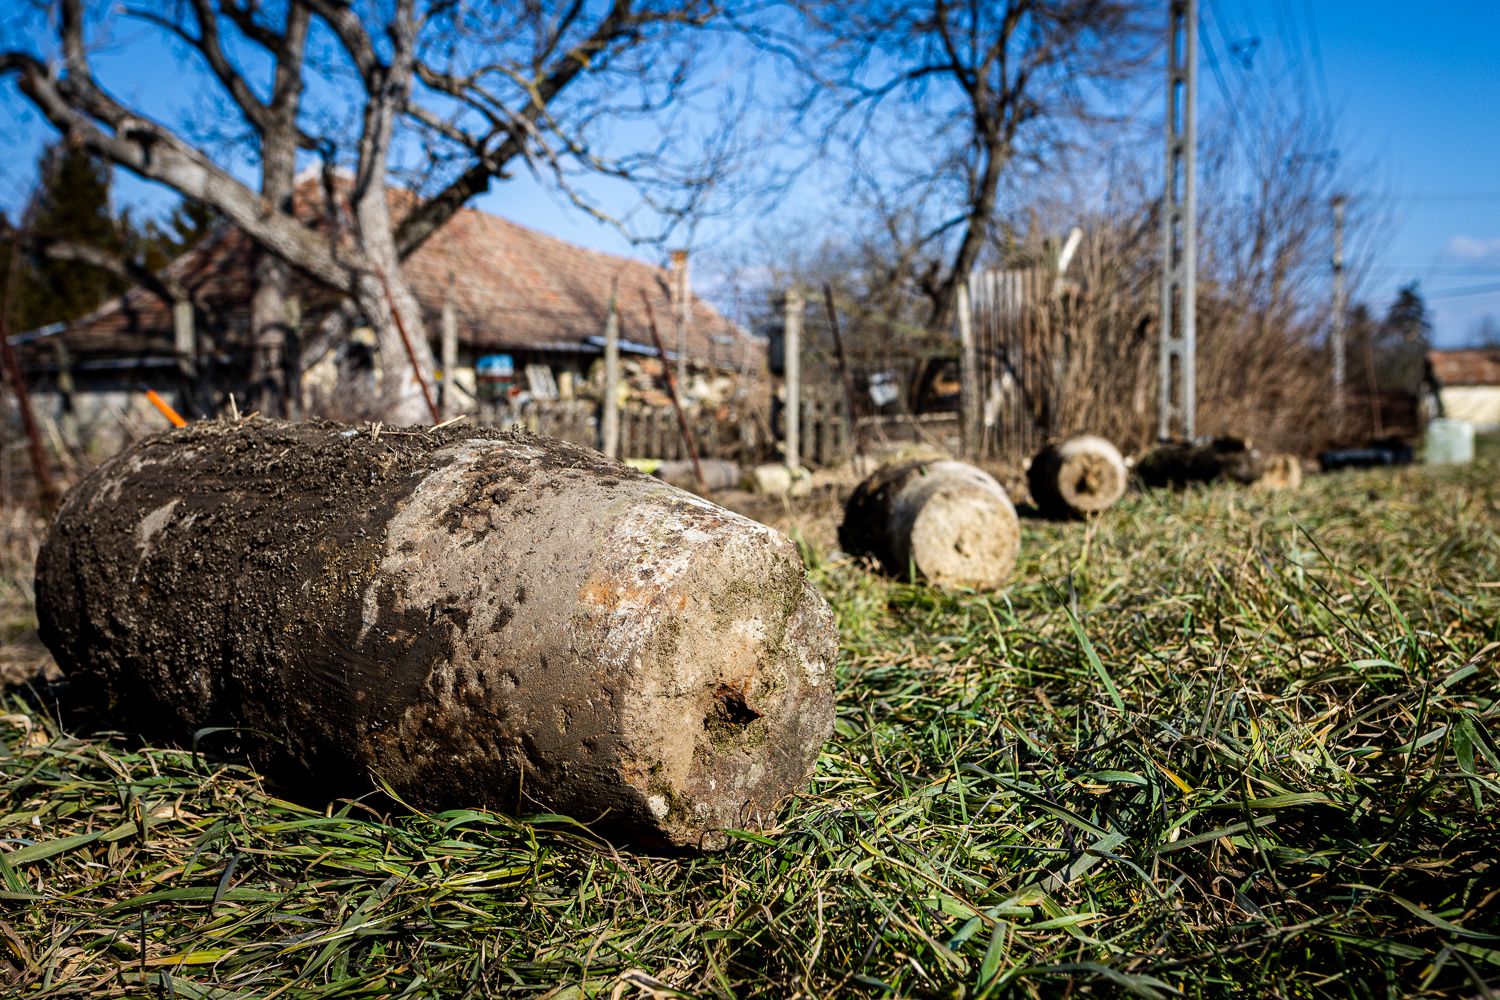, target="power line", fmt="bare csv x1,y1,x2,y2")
1338,189,1500,202
1197,7,1258,164
1425,282,1500,301
1302,0,1334,120
1386,192,1500,203
1369,265,1500,276
1271,1,1309,100
1203,0,1273,165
